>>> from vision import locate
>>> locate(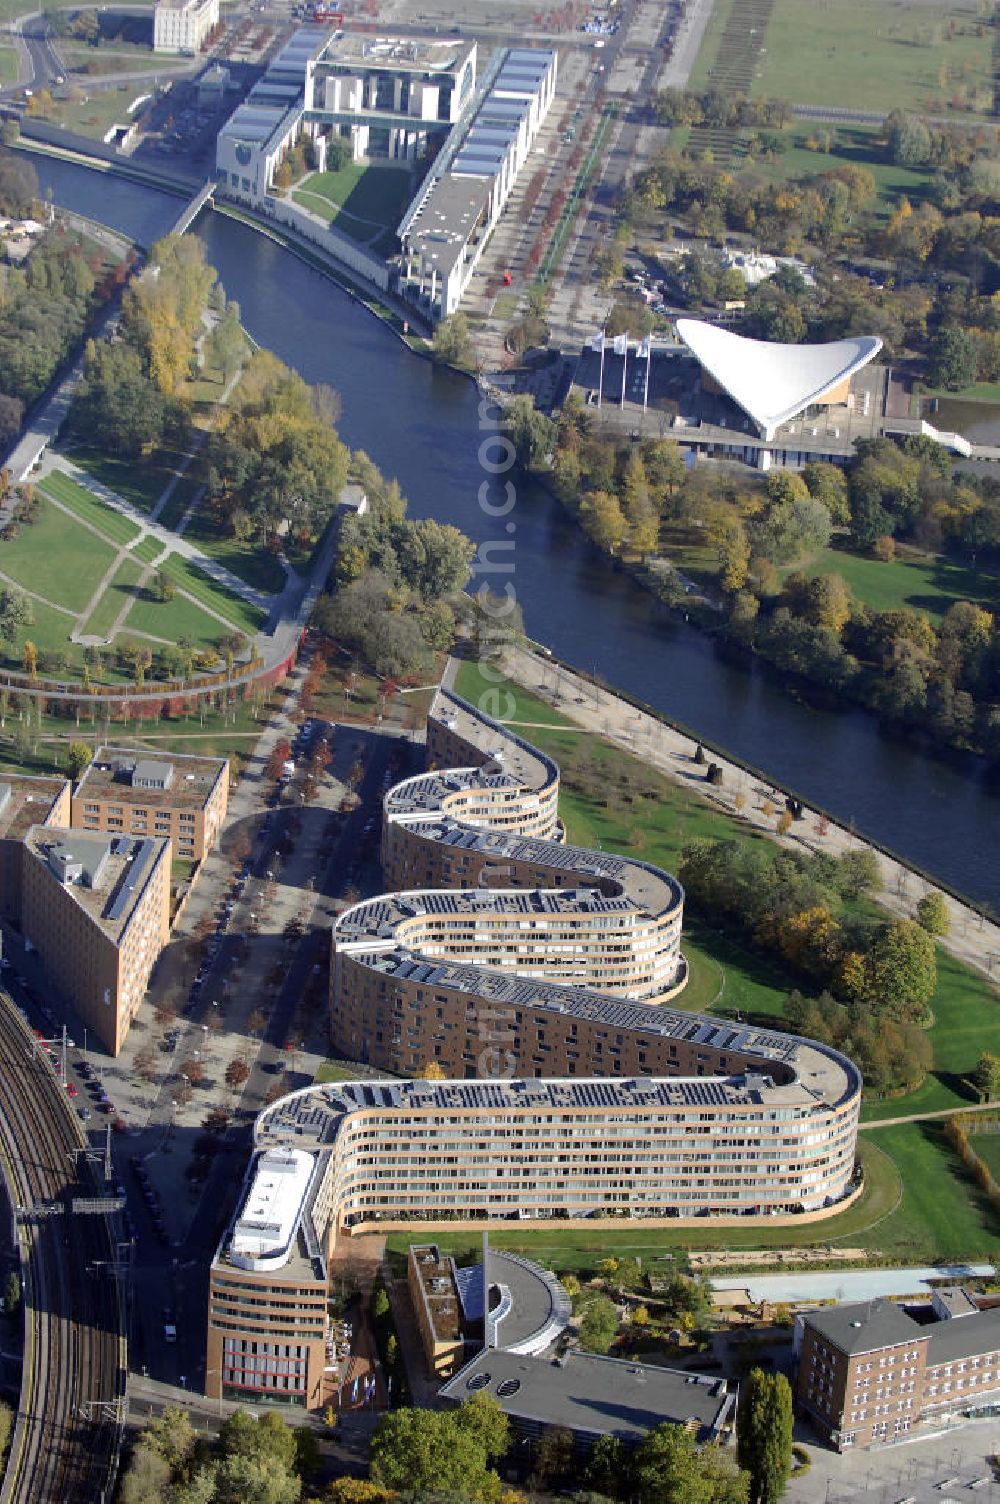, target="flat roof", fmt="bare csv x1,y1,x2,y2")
75,746,225,813
315,32,475,74
0,774,67,844
676,319,882,441
229,1147,317,1270
24,826,168,942
488,1247,571,1353
439,1348,732,1441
